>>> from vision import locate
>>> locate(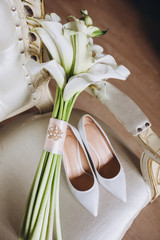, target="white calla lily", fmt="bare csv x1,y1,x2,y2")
31,12,108,79
34,19,73,74
28,13,130,101
73,32,94,74
45,13,61,22
63,55,130,100
63,76,91,101
34,27,61,64
64,12,107,38
26,59,66,88
42,21,73,74
90,44,104,59
64,18,88,35
95,54,117,65
88,62,130,80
